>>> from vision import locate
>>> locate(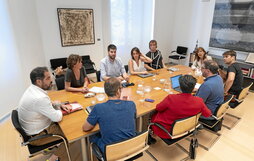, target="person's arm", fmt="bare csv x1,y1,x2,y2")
128,60,148,75
82,120,95,131
140,53,152,63
195,84,210,103
100,60,110,81
144,64,155,71
161,58,166,68
65,82,88,93
37,97,63,122
224,72,235,94
156,95,170,112
200,100,212,117
82,106,98,131
218,69,227,82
